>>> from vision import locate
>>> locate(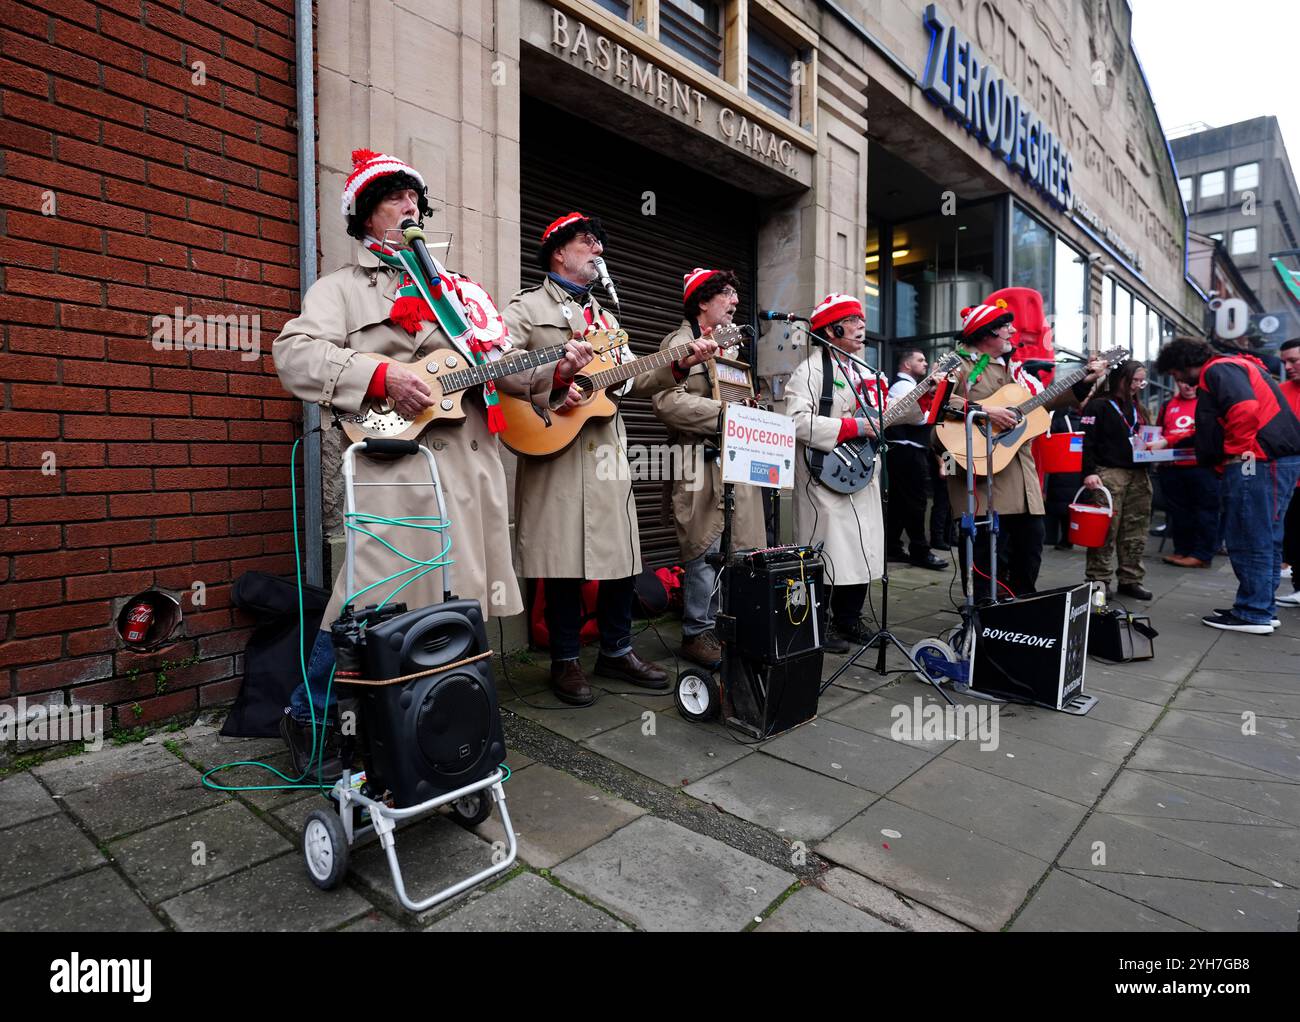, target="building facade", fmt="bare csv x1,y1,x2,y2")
1171,116,1300,346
